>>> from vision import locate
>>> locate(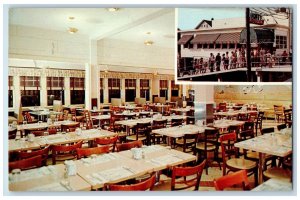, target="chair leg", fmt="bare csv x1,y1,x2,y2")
254,168,258,187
